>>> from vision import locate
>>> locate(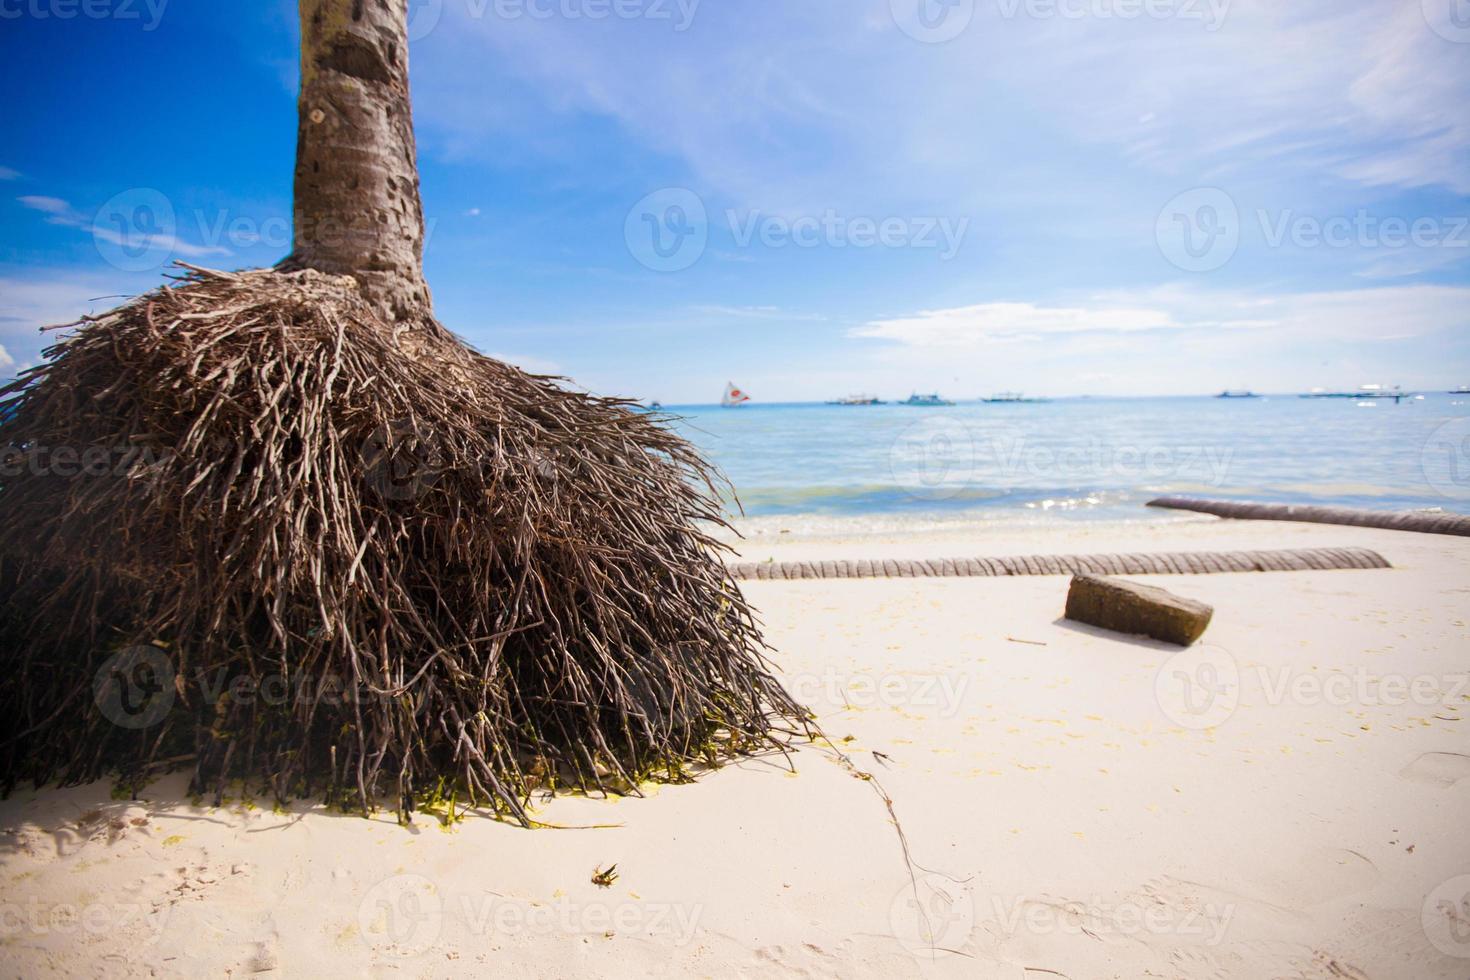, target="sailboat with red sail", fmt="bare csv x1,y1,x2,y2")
721,382,751,408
